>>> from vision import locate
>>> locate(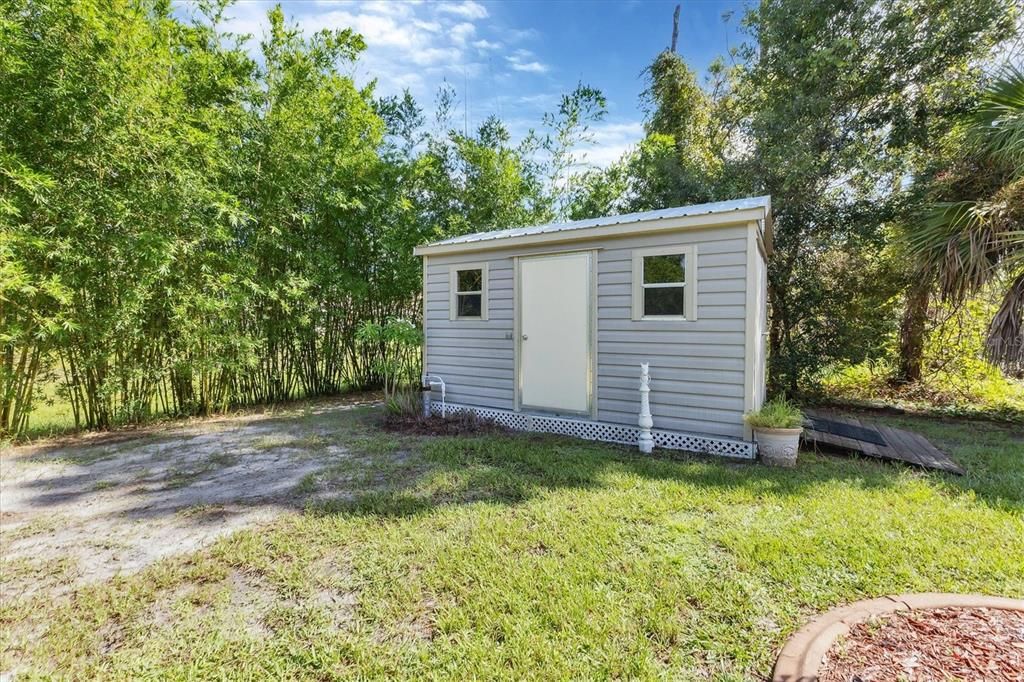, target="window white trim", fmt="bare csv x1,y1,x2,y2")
631,244,697,321
449,263,489,321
